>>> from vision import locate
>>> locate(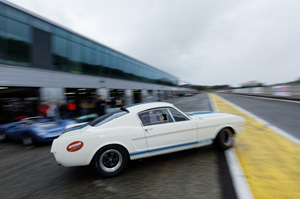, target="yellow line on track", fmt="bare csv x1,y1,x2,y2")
210,93,300,199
